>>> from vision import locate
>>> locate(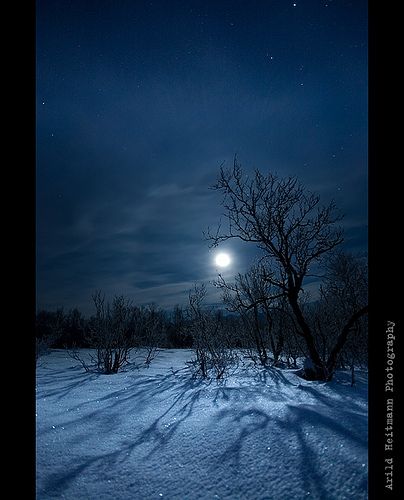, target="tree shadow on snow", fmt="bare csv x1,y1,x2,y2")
211,401,367,499
36,366,100,401
295,384,367,416
274,404,368,499
252,365,295,387
38,363,367,499
39,371,209,496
